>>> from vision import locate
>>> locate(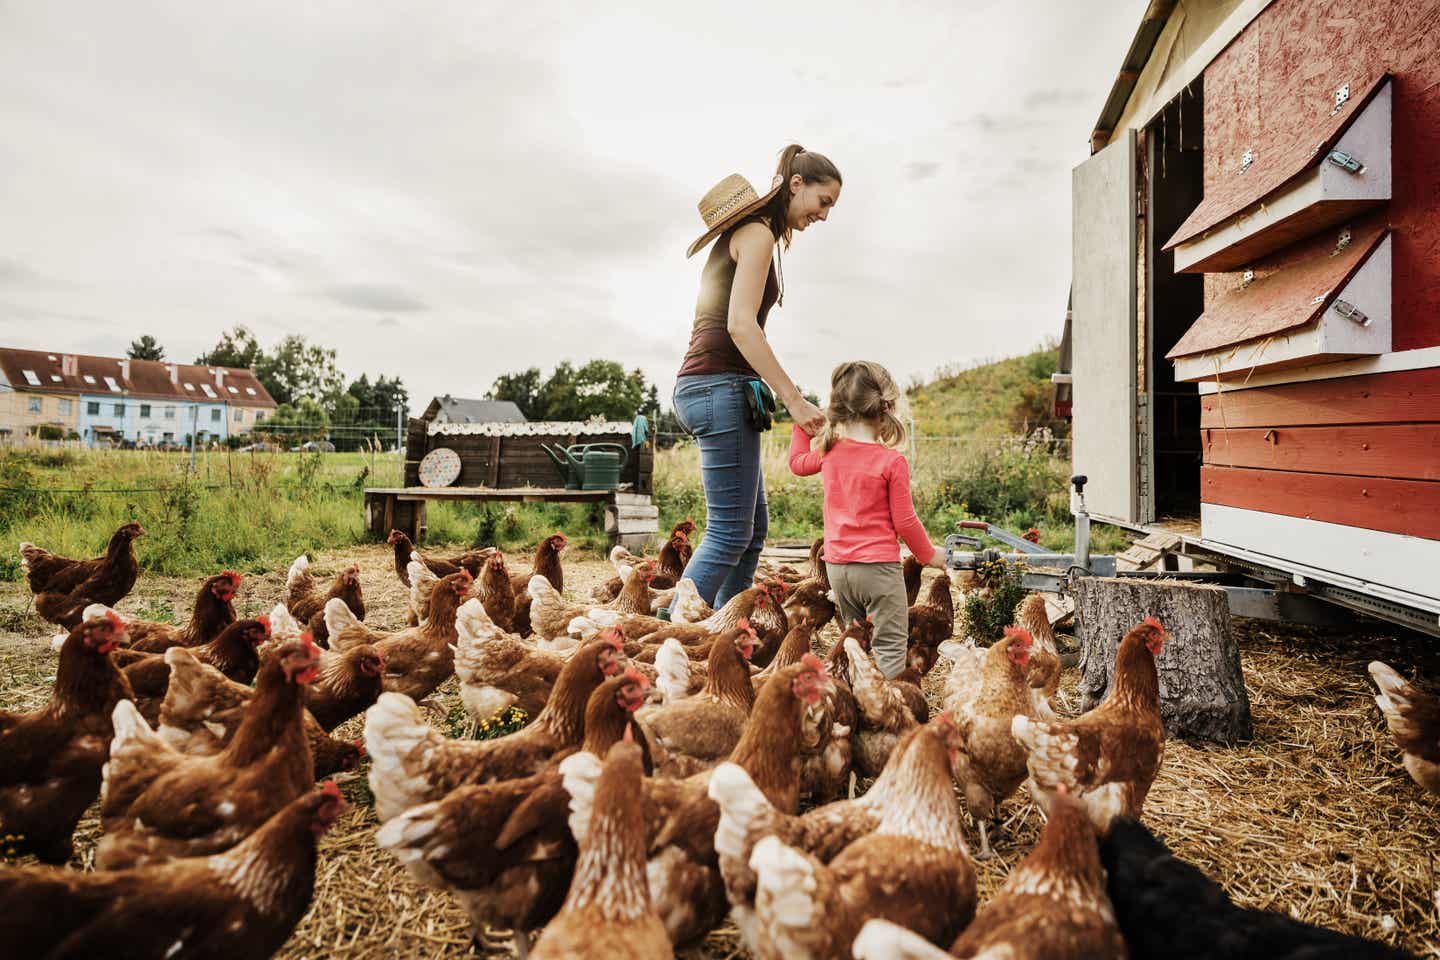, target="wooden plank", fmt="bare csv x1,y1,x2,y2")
1196,346,1440,395
1199,368,1440,429
1201,465,1440,540
613,492,655,507
487,437,500,486
1166,73,1389,248
1202,424,1440,480
616,504,660,520
606,516,659,535
1201,503,1440,601
1166,223,1386,359
382,494,395,537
